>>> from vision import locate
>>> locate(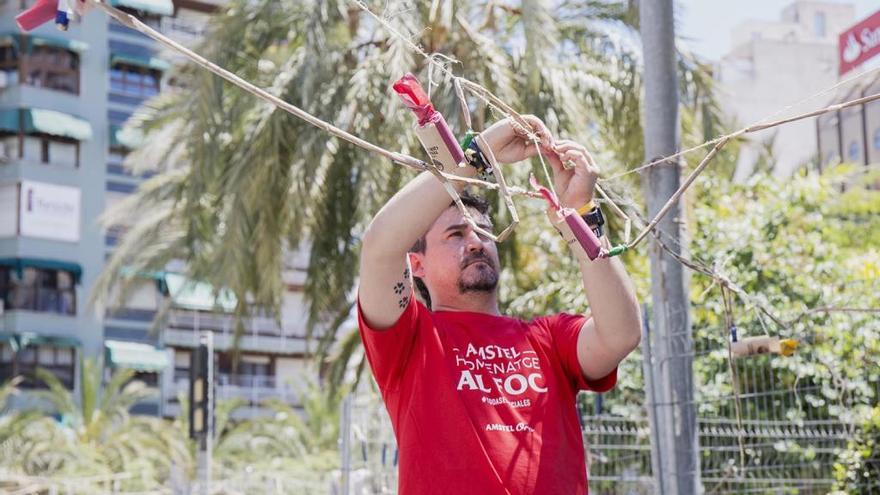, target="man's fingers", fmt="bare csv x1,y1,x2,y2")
554,140,587,155
555,141,599,171
544,150,566,174
518,115,554,147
